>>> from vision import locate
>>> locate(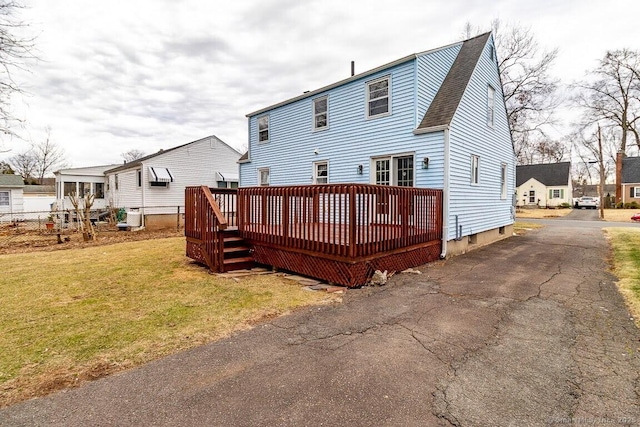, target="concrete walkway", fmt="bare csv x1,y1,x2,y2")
1,224,639,426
